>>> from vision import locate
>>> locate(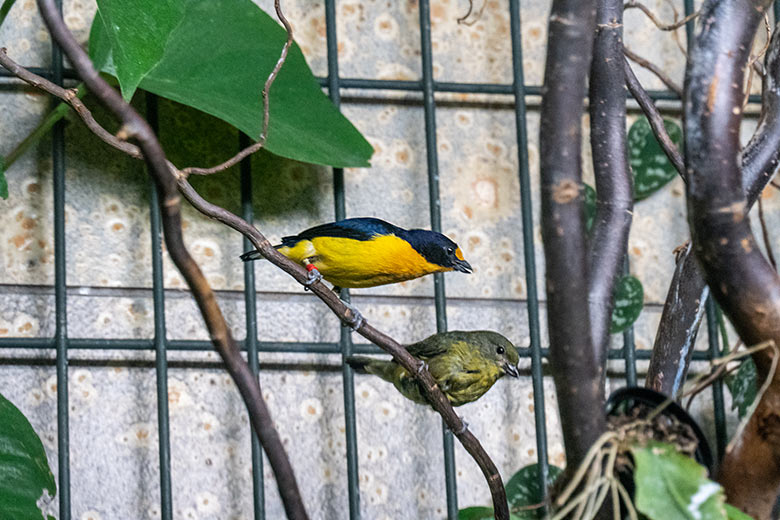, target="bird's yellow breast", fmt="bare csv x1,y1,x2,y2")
278,234,450,288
